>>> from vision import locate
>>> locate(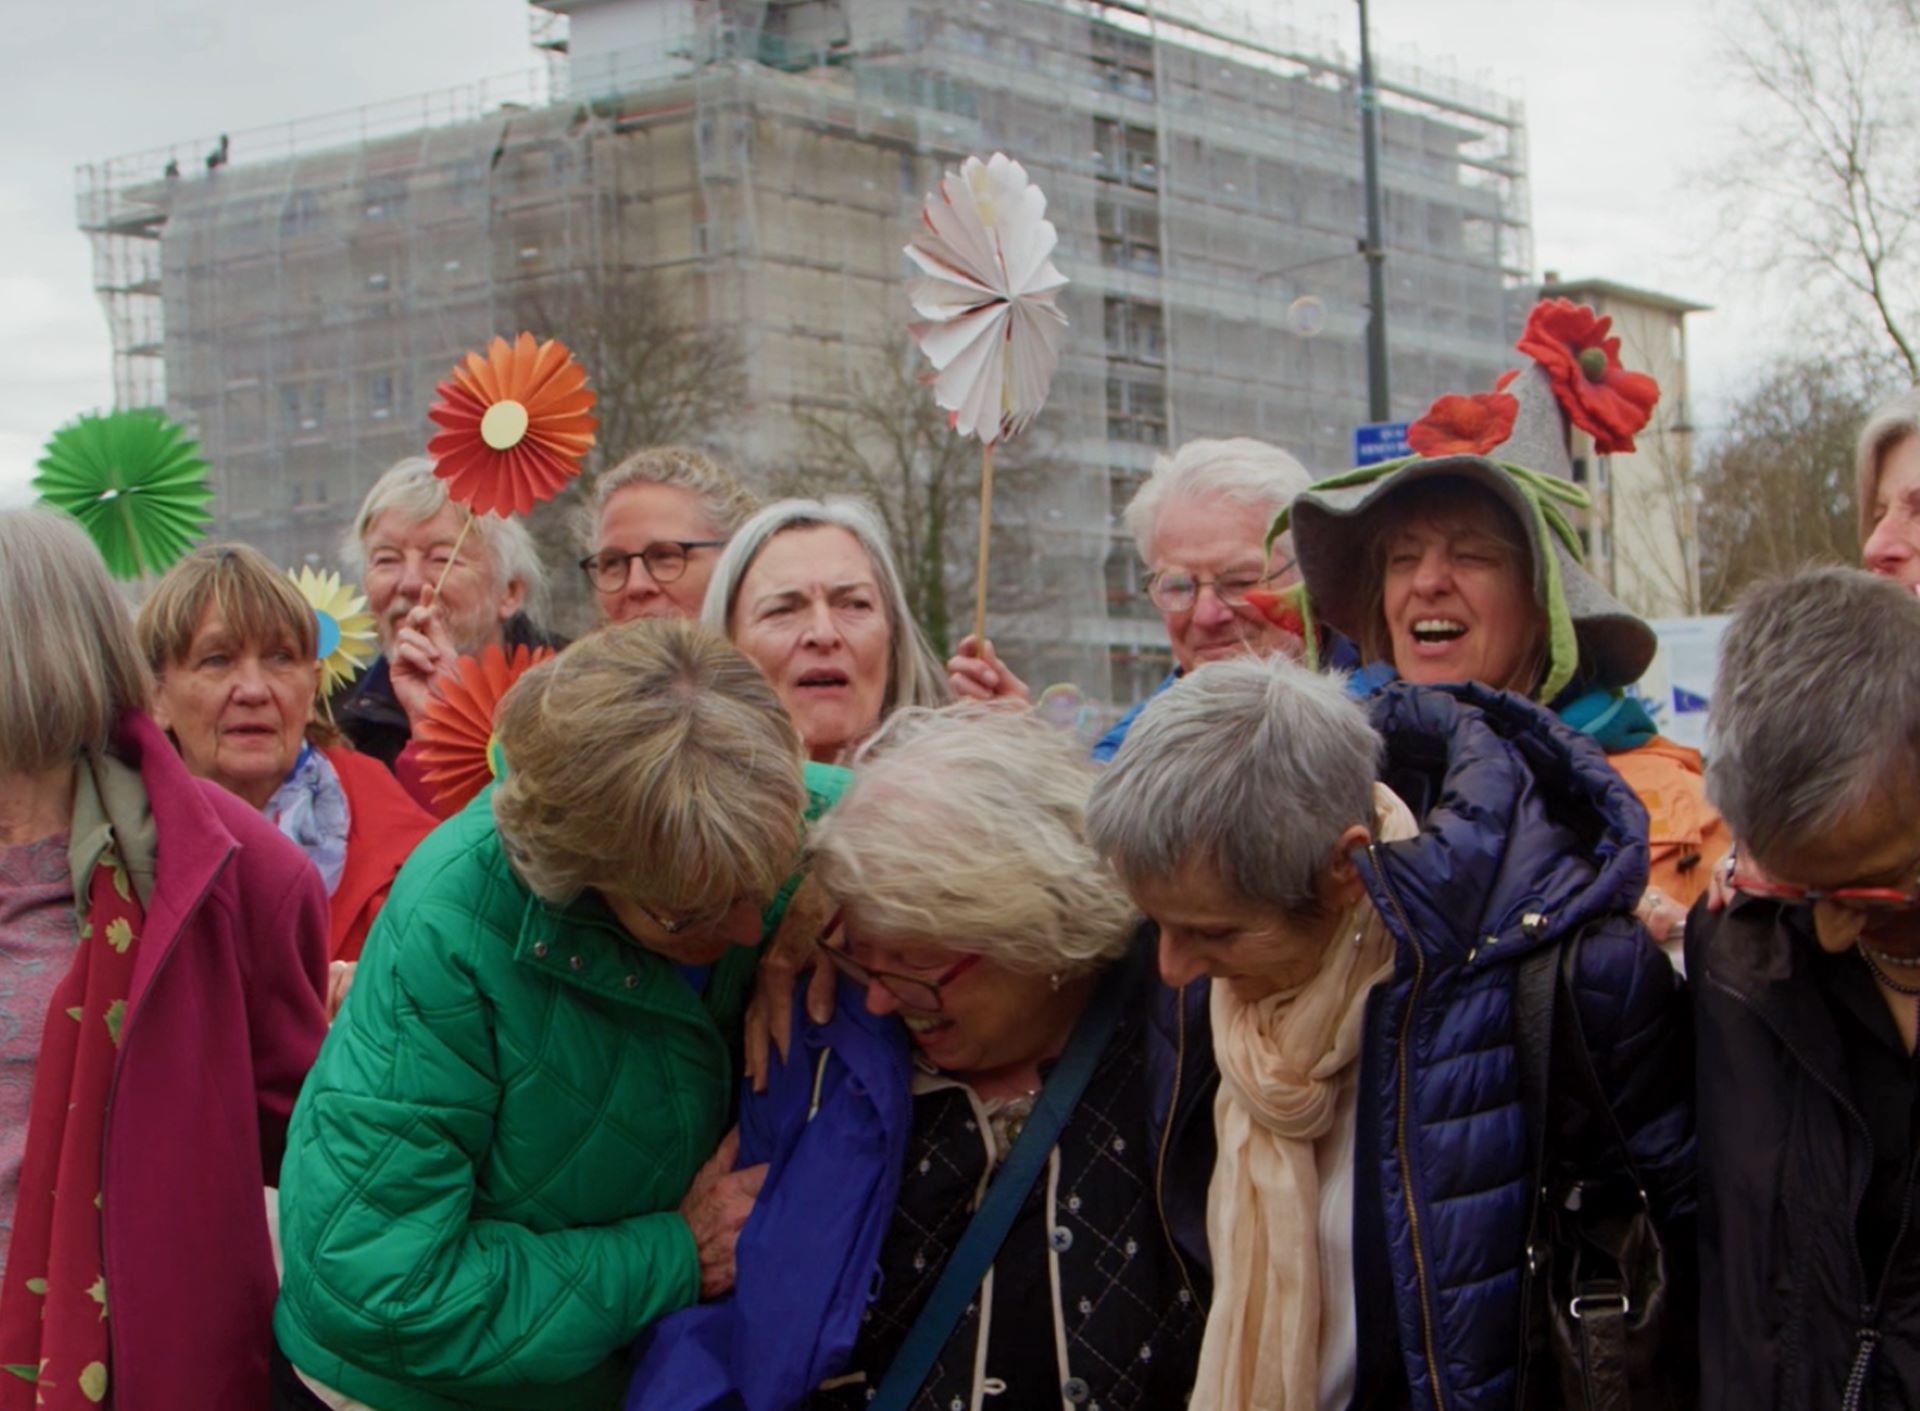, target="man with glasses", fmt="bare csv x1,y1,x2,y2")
1692,566,1920,1408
